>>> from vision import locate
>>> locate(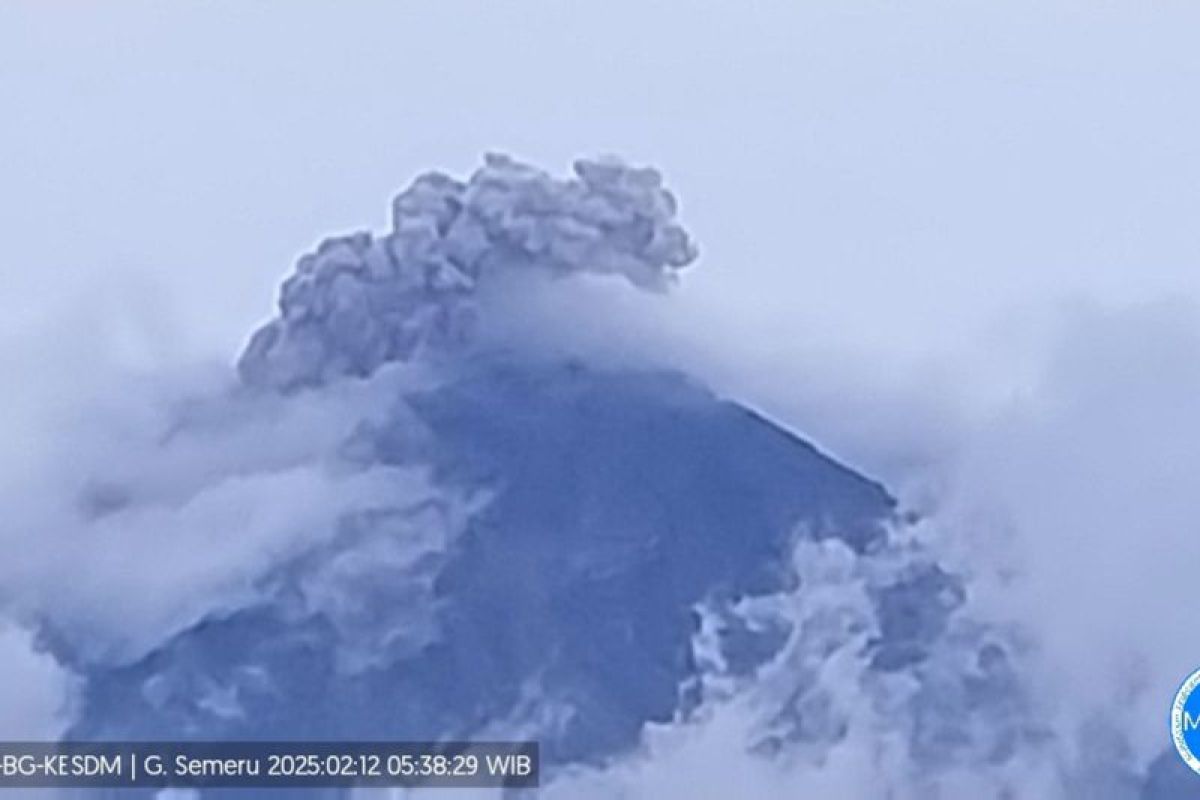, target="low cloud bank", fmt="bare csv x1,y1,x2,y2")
1,156,1196,800
0,623,72,740
0,155,699,739
516,287,1200,797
